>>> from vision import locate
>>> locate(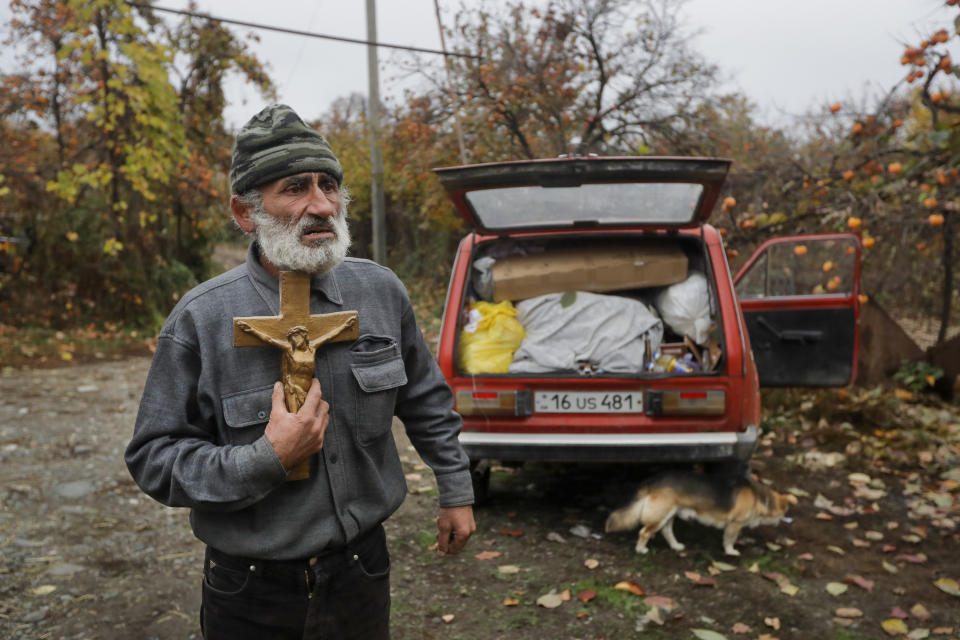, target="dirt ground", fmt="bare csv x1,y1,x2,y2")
1,357,959,640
